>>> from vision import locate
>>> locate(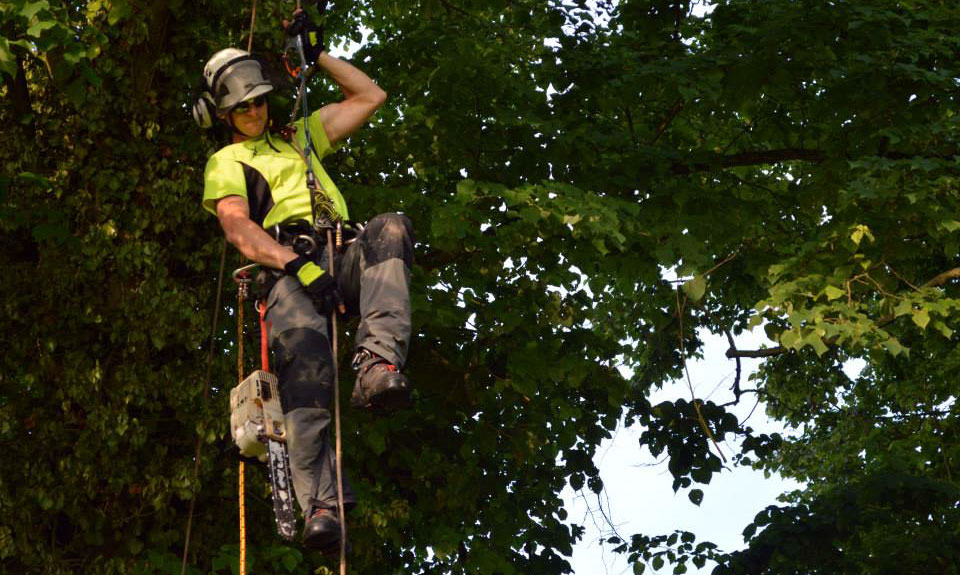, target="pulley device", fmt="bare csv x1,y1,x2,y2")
230,265,297,541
